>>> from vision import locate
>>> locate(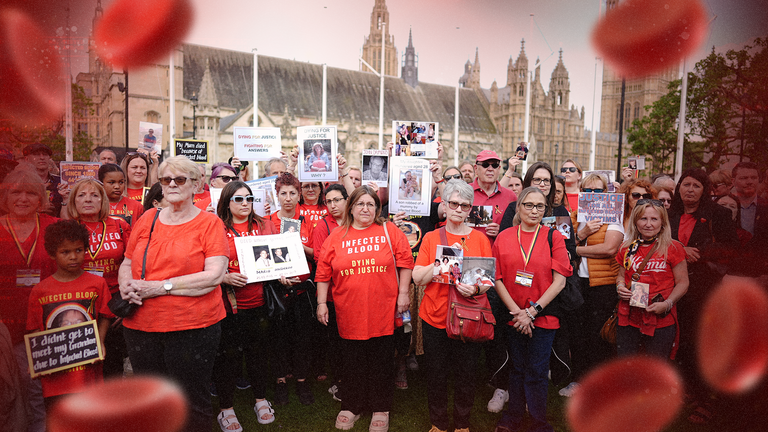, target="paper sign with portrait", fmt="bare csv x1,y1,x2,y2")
388,157,431,217
297,126,338,182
